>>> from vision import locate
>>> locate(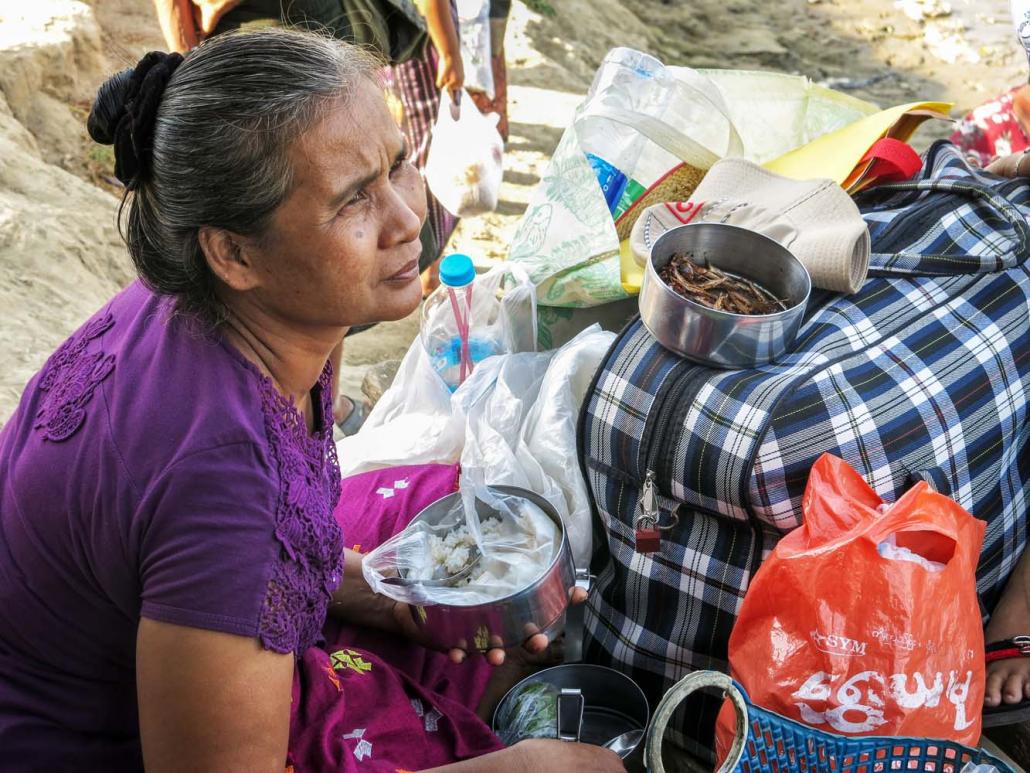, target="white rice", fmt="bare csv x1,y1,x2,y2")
428,517,505,578
424,502,558,597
